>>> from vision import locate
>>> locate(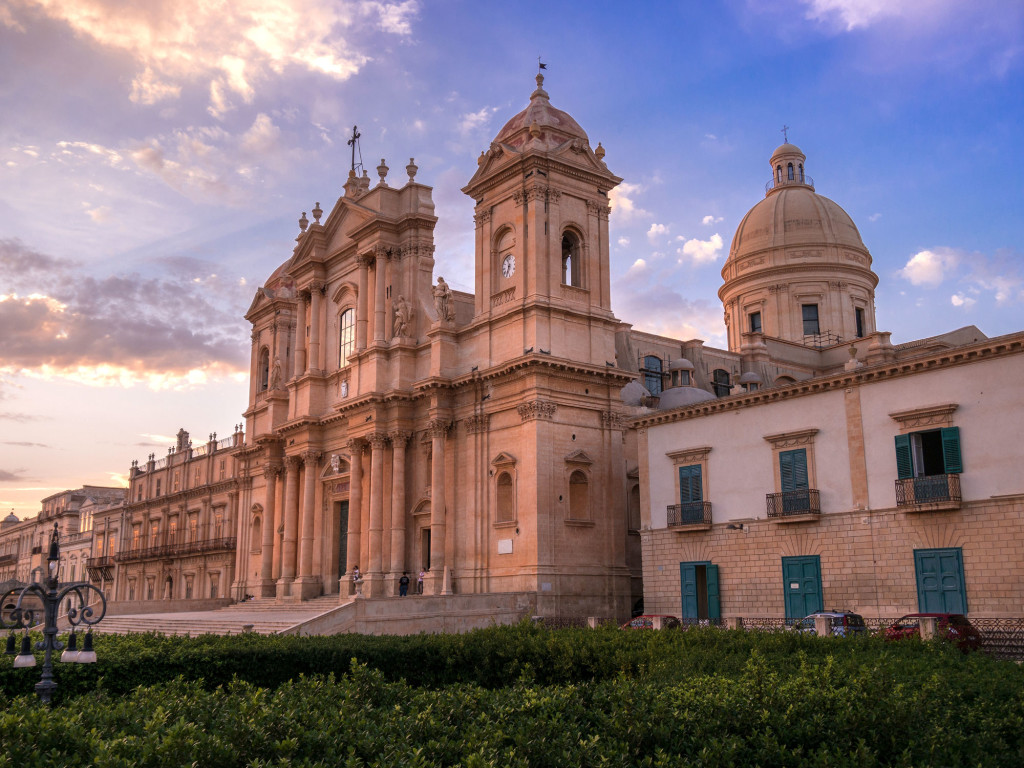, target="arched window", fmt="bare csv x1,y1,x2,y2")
776,165,783,183
496,472,514,522
339,308,355,367
712,369,731,397
569,470,589,520
787,162,794,180
798,164,804,182
642,355,663,396
251,516,262,553
562,232,582,287
258,347,270,391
